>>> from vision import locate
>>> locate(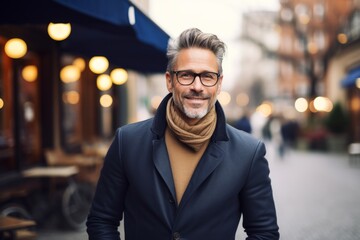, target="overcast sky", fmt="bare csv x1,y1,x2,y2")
149,0,279,39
